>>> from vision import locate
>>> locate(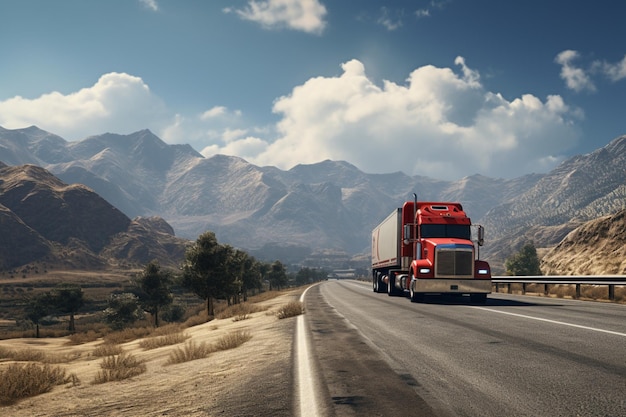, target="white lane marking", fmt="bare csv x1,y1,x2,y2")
296,285,320,417
472,306,626,337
